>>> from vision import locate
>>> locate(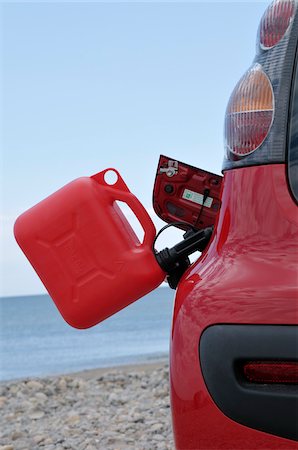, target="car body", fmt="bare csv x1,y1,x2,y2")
169,1,298,448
